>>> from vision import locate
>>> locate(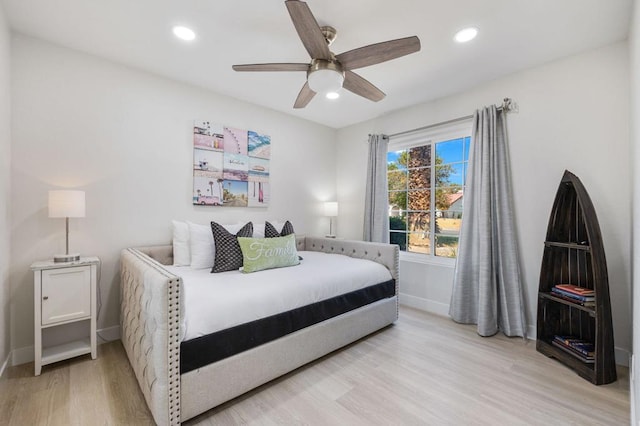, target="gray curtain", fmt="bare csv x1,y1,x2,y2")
449,106,526,337
363,134,389,243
